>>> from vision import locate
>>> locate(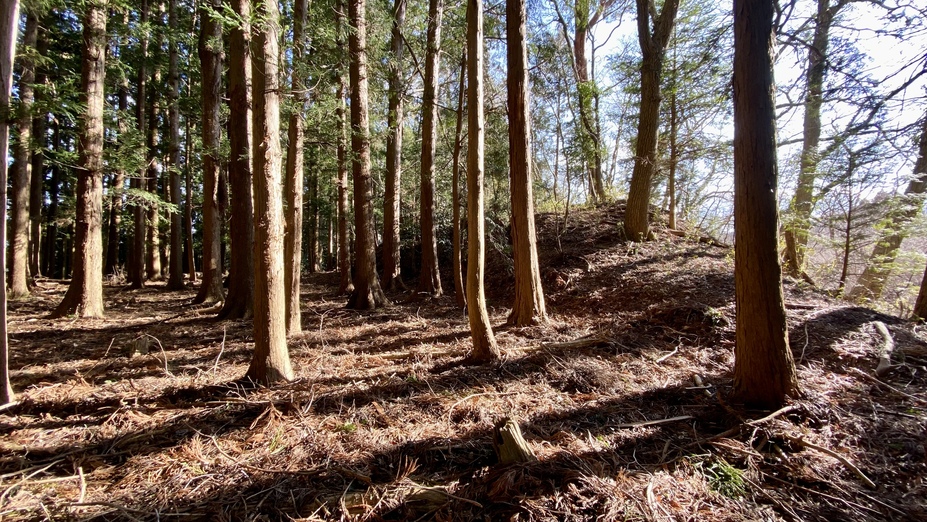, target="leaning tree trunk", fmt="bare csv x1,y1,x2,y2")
52,1,107,319
1,0,21,404
194,0,226,305
166,0,184,290
346,0,387,310
451,47,467,309
284,0,307,335
246,0,294,385
382,0,406,291
507,0,546,326
731,0,799,409
848,113,927,303
624,0,680,242
417,0,444,297
9,10,38,298
464,0,499,363
218,0,255,320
